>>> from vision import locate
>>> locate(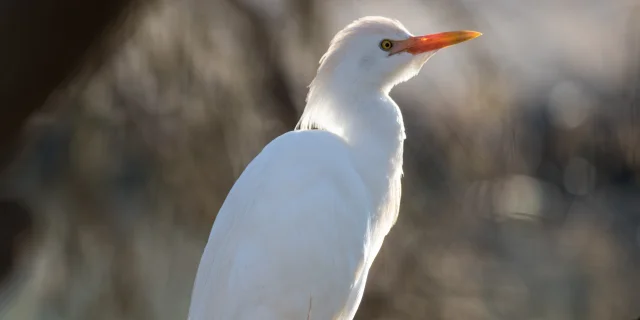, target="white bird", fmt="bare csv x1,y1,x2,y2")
187,16,480,320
